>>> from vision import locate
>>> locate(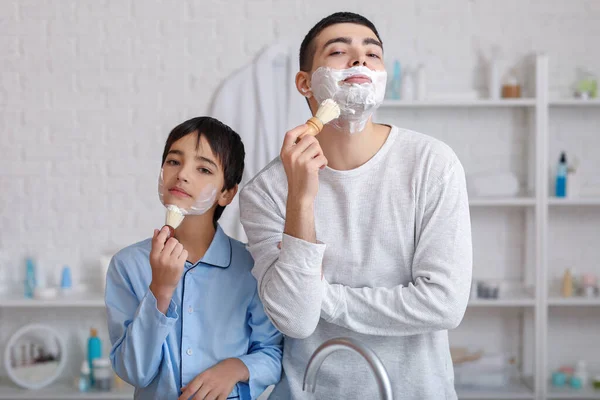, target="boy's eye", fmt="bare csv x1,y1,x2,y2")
368,53,380,59
198,168,212,175
166,159,179,166
329,51,344,56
